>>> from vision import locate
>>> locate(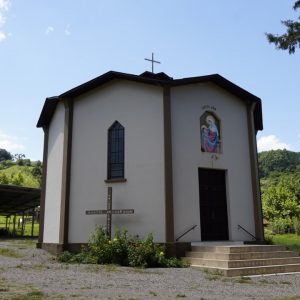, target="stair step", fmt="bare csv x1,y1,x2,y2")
191,264,300,277
184,244,300,276
191,245,287,253
184,257,300,268
185,250,298,260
